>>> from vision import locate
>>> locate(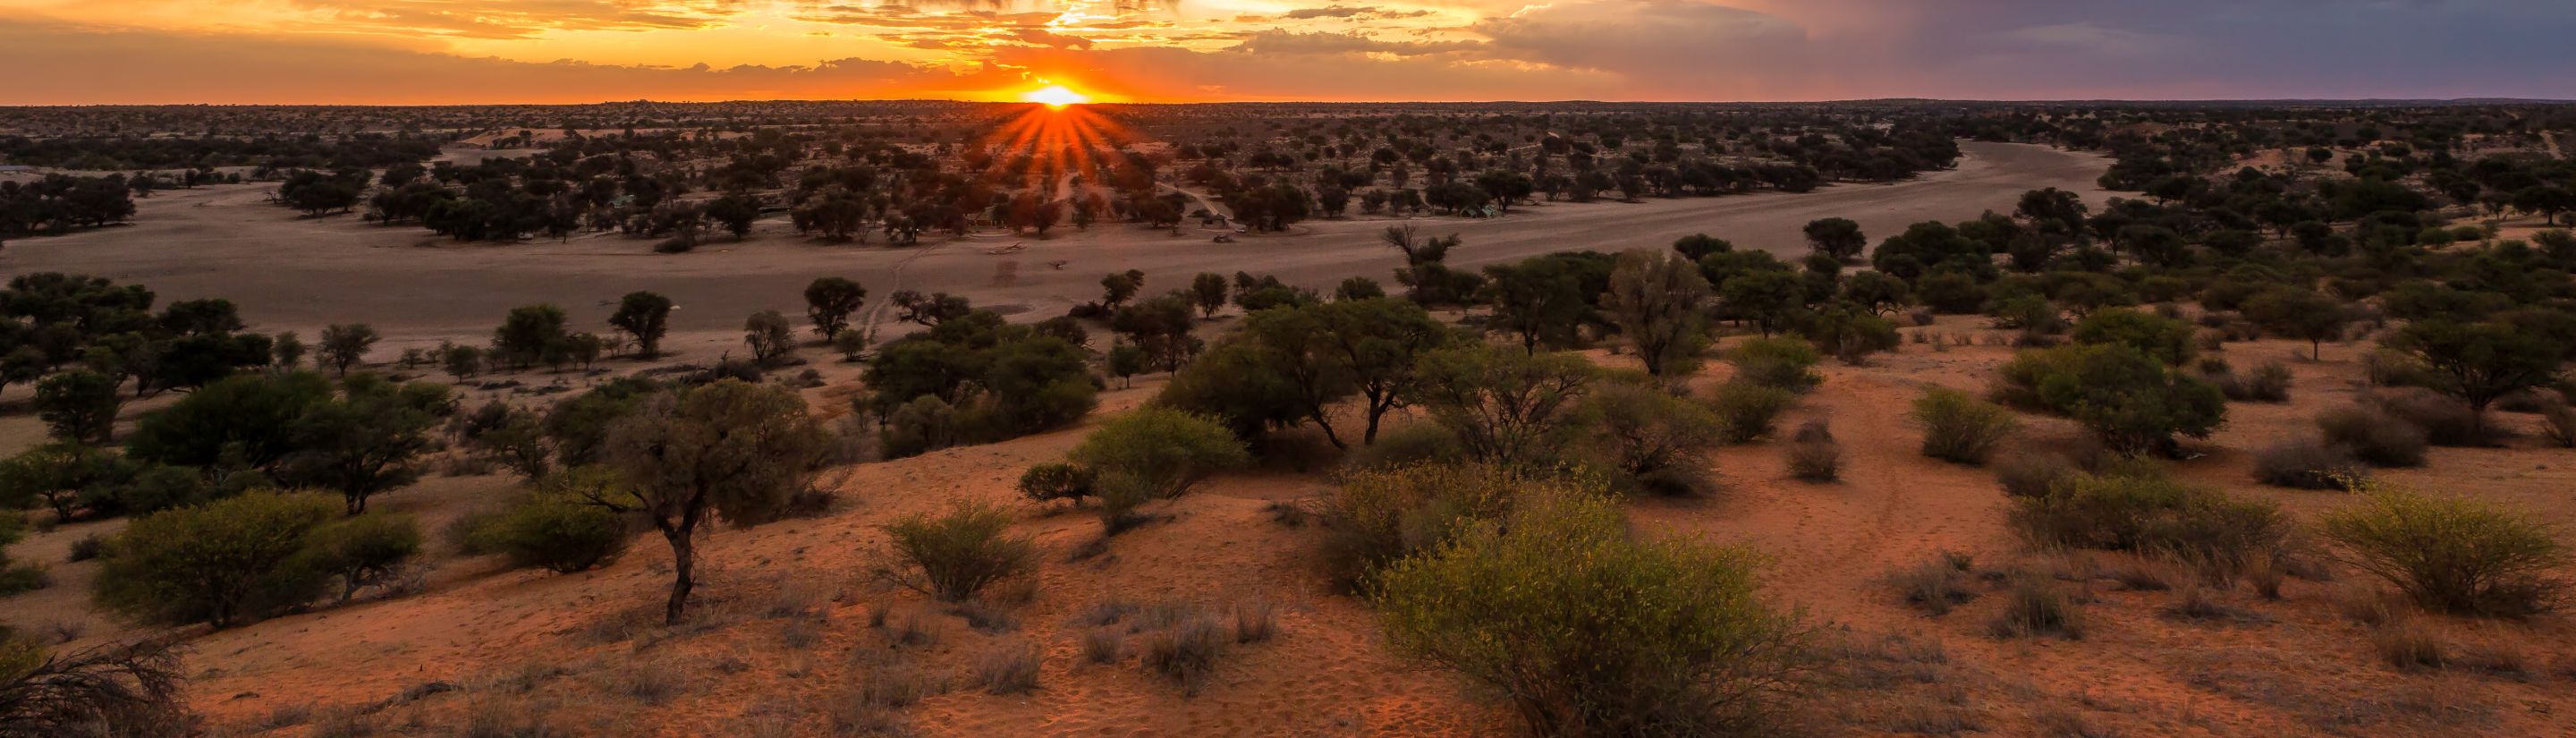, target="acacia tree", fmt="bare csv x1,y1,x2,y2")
1604,250,1710,377
1482,257,1593,353
2241,287,2350,361
610,292,674,359
1406,344,1597,464
317,323,378,376
33,370,118,445
2388,319,2567,437
1313,298,1453,444
1190,273,1229,319
1803,217,1867,262
803,277,867,338
590,381,826,624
